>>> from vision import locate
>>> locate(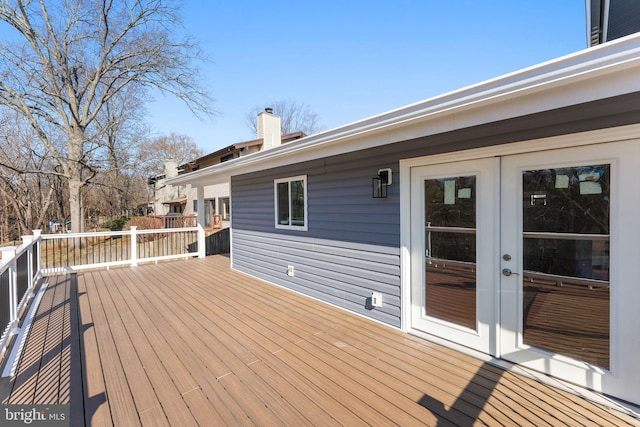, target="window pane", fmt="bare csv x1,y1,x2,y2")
277,182,290,225
290,180,305,226
521,164,610,369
